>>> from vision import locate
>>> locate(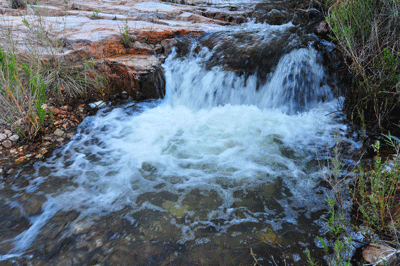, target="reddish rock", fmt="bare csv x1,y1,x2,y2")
40,148,48,155
363,244,395,264
136,29,204,44
54,128,65,136
15,156,27,164
104,55,165,99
